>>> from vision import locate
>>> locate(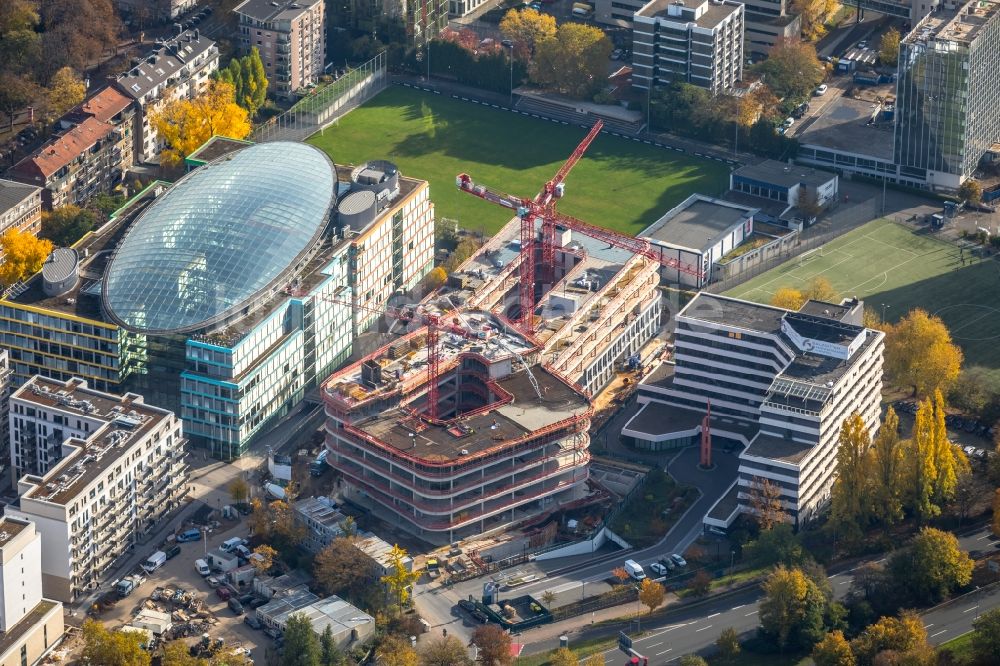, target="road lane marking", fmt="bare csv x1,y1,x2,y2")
695,625,713,632
978,534,990,540
731,605,745,610
745,610,758,616
839,580,851,585
647,642,663,648
963,605,979,613
931,630,948,638
642,624,687,639
656,649,673,656
707,613,721,618
924,624,933,629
